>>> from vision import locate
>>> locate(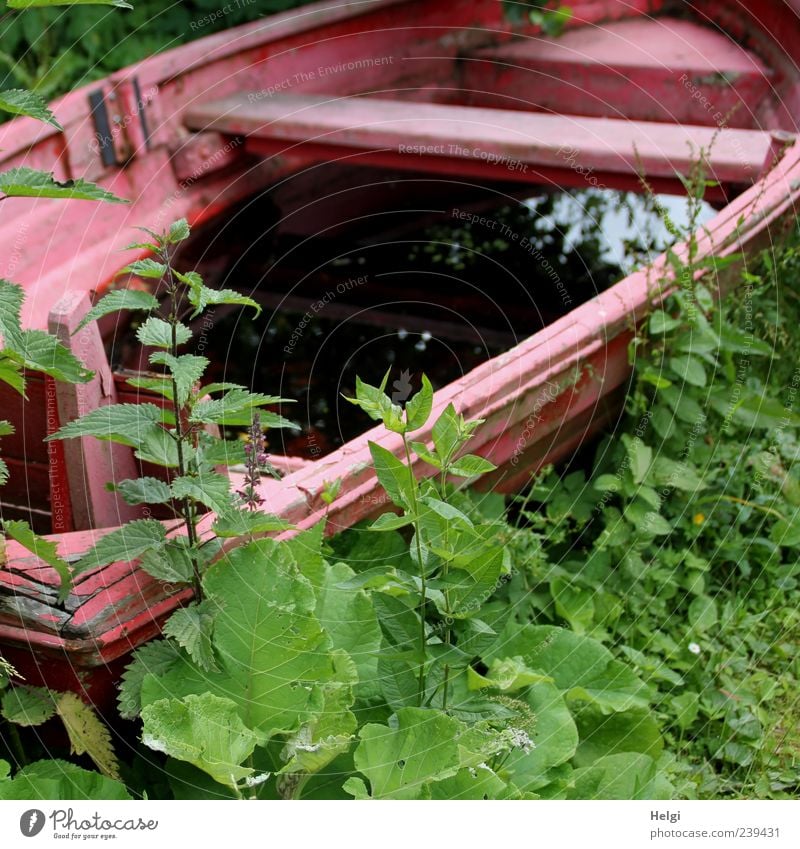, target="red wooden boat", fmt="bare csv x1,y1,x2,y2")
1,0,799,704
